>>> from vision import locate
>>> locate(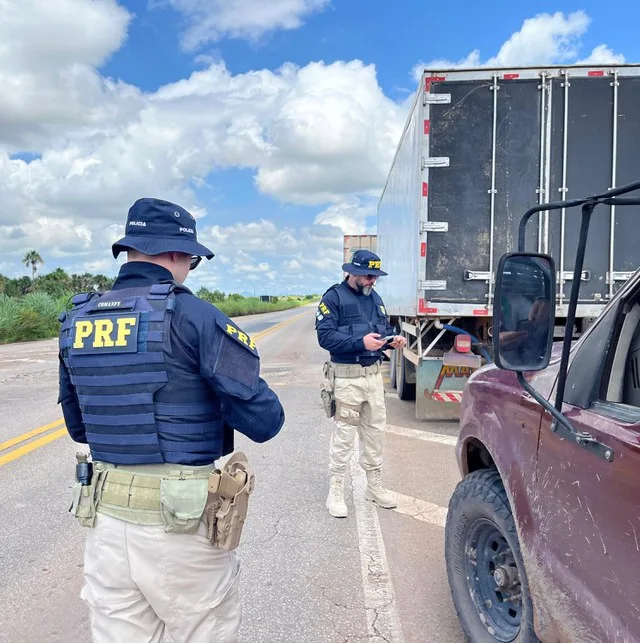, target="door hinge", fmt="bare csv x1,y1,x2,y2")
419,280,447,291
421,157,449,169
607,271,634,284
464,270,491,281
550,421,614,463
424,92,452,105
420,221,448,233
558,270,590,282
